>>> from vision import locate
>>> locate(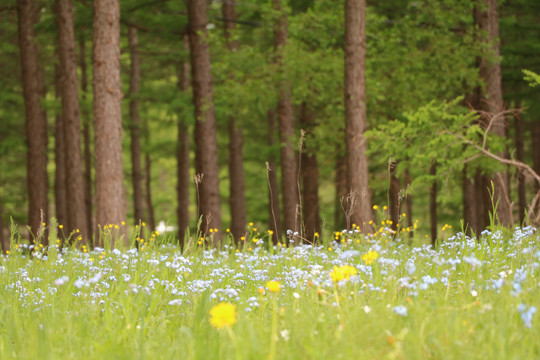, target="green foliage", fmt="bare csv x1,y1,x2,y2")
523,69,540,87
